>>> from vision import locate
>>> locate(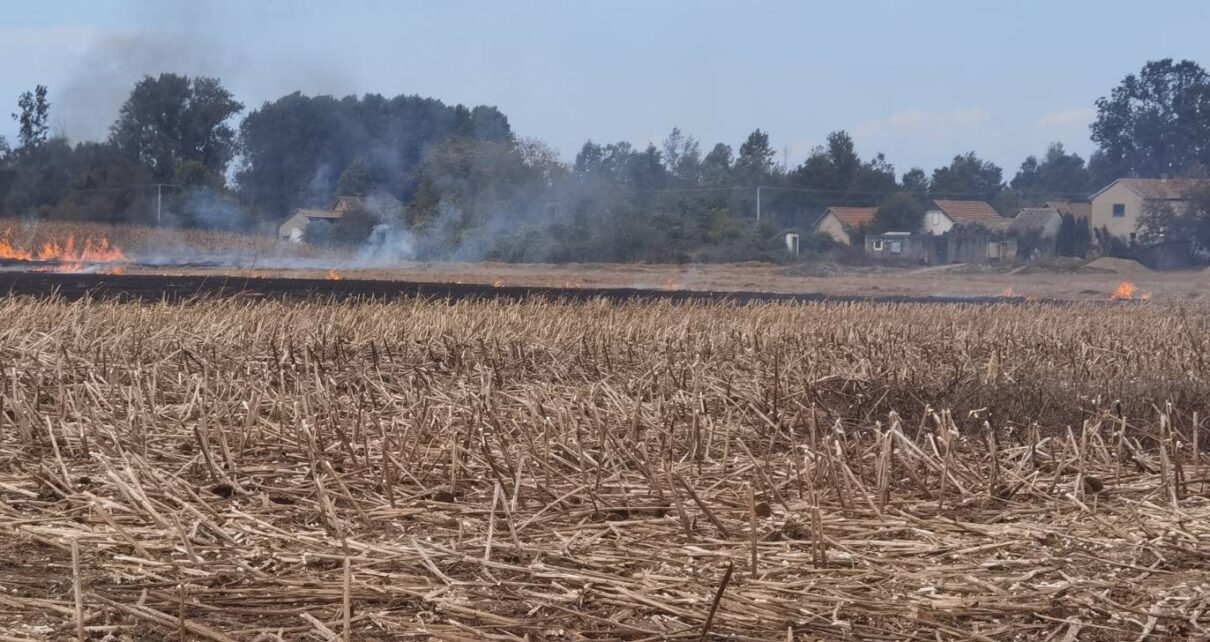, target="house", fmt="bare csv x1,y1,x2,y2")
922,200,1007,235
277,194,404,242
278,208,342,242
1089,178,1196,241
815,206,877,245
1008,207,1063,259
